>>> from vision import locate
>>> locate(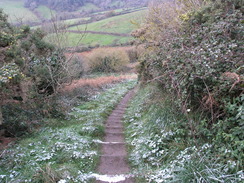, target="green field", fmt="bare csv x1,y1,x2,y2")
36,5,56,19
80,33,132,46
63,17,91,25
0,0,40,23
43,10,147,47
45,32,133,47
69,10,147,34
